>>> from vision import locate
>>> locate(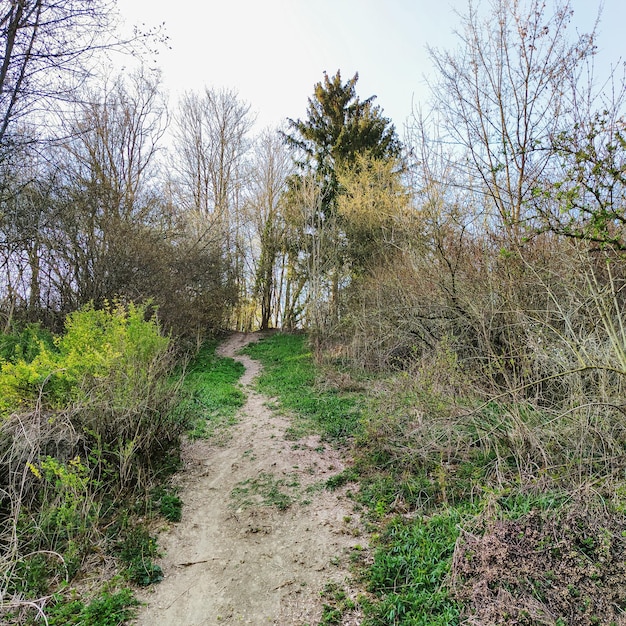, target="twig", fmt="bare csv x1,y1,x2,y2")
273,579,295,590
176,558,220,567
